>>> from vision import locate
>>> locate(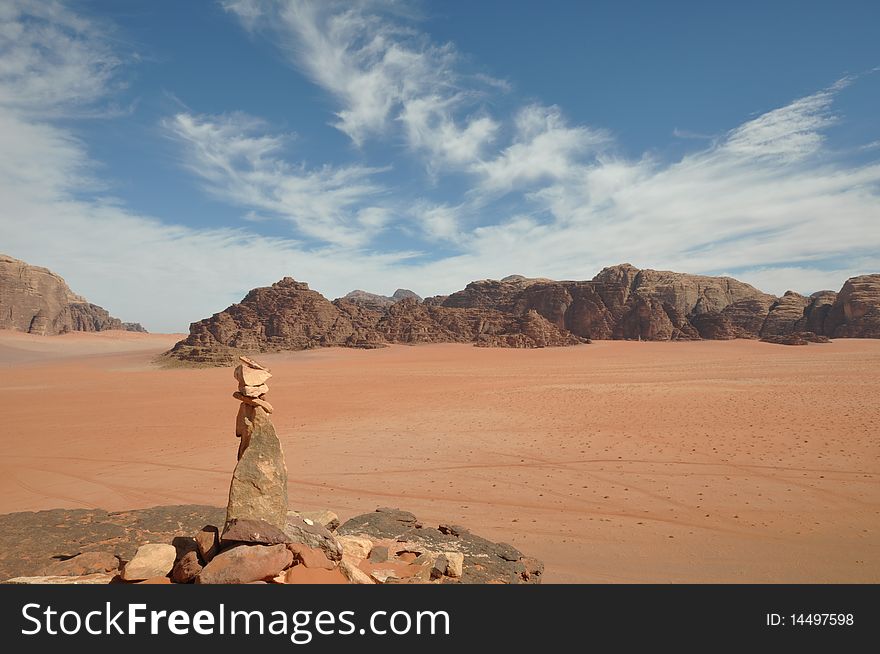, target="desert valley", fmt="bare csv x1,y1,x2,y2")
0,253,878,583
